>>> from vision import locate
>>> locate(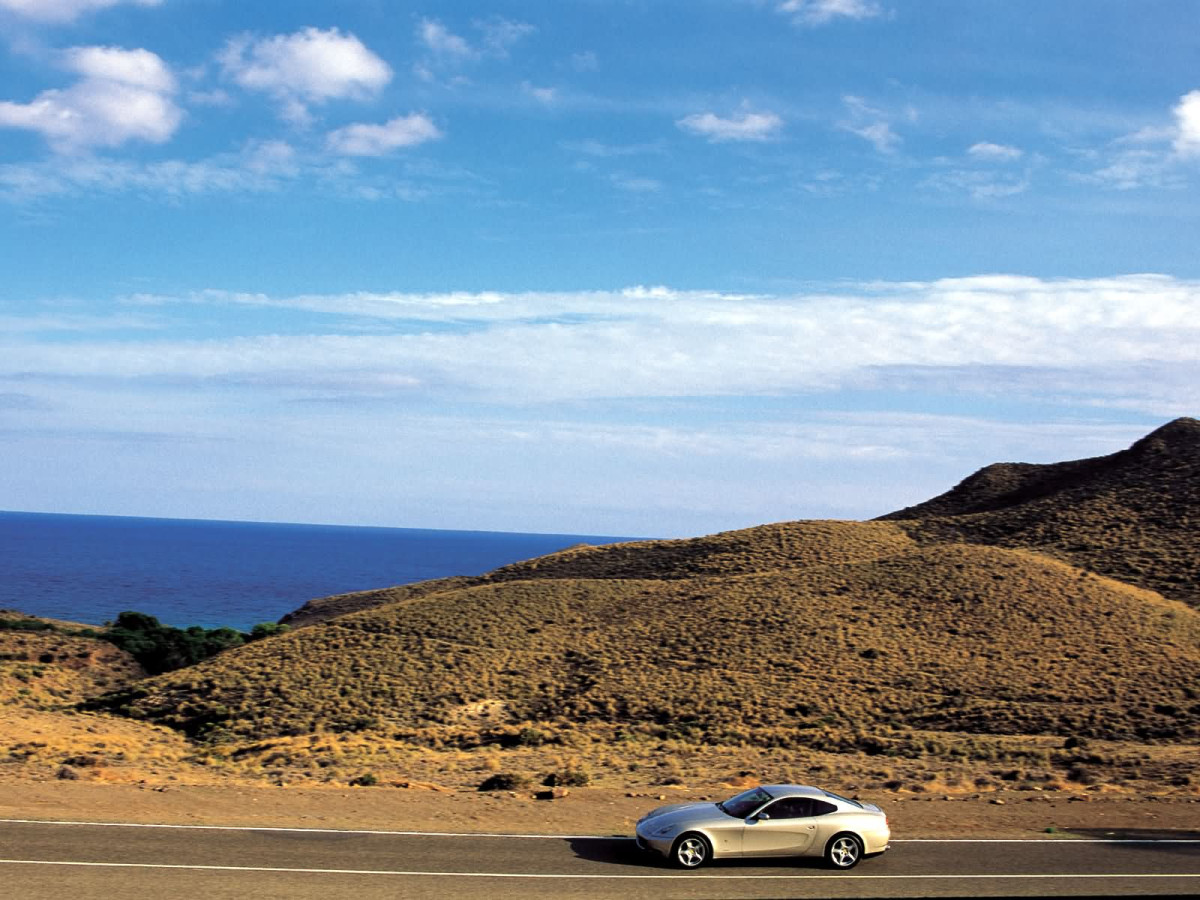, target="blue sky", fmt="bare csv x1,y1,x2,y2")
1,0,1197,537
